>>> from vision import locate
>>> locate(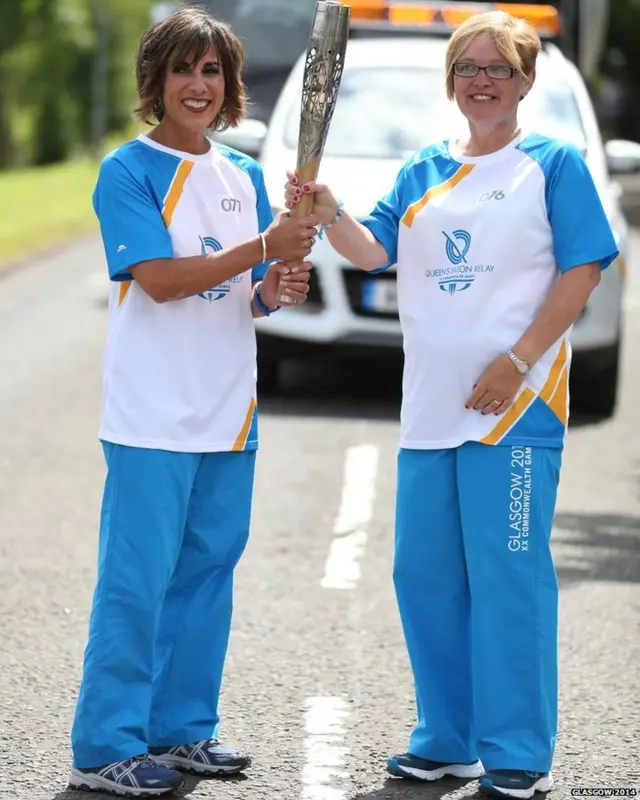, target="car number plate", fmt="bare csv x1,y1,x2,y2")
361,279,398,313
